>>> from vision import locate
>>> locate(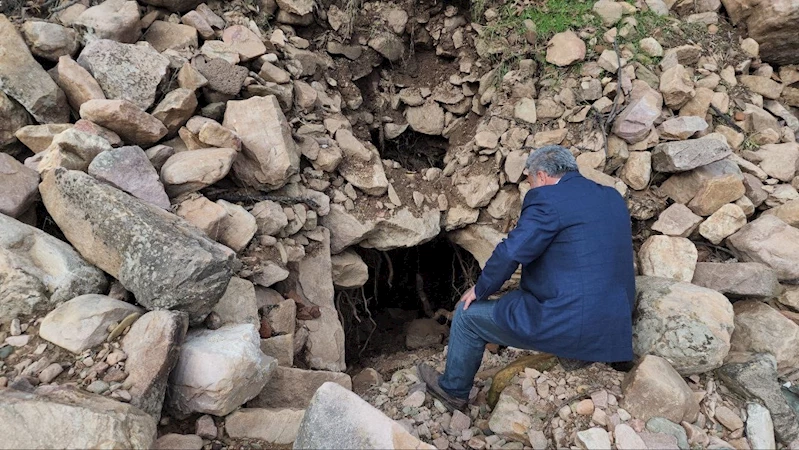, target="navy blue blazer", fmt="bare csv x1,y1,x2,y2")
474,171,635,362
